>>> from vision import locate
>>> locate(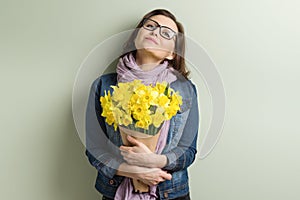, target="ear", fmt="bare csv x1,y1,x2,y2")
166,52,175,60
